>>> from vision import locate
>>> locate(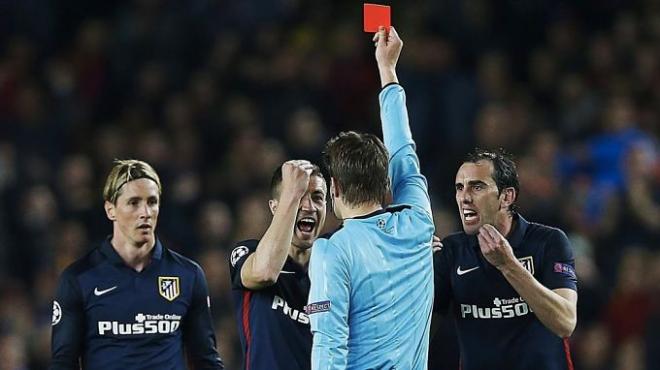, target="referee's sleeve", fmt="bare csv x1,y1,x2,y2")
183,264,225,369
380,83,432,219
308,239,350,370
50,269,84,370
